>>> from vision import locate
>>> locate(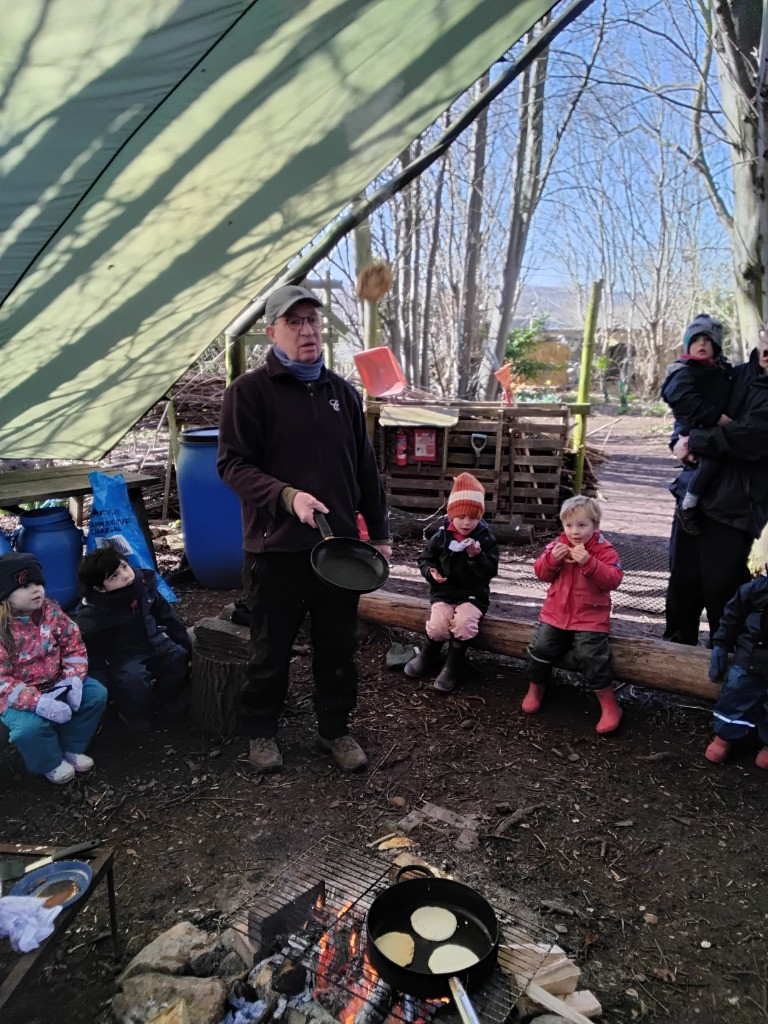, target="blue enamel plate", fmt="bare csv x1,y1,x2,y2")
10,860,93,908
